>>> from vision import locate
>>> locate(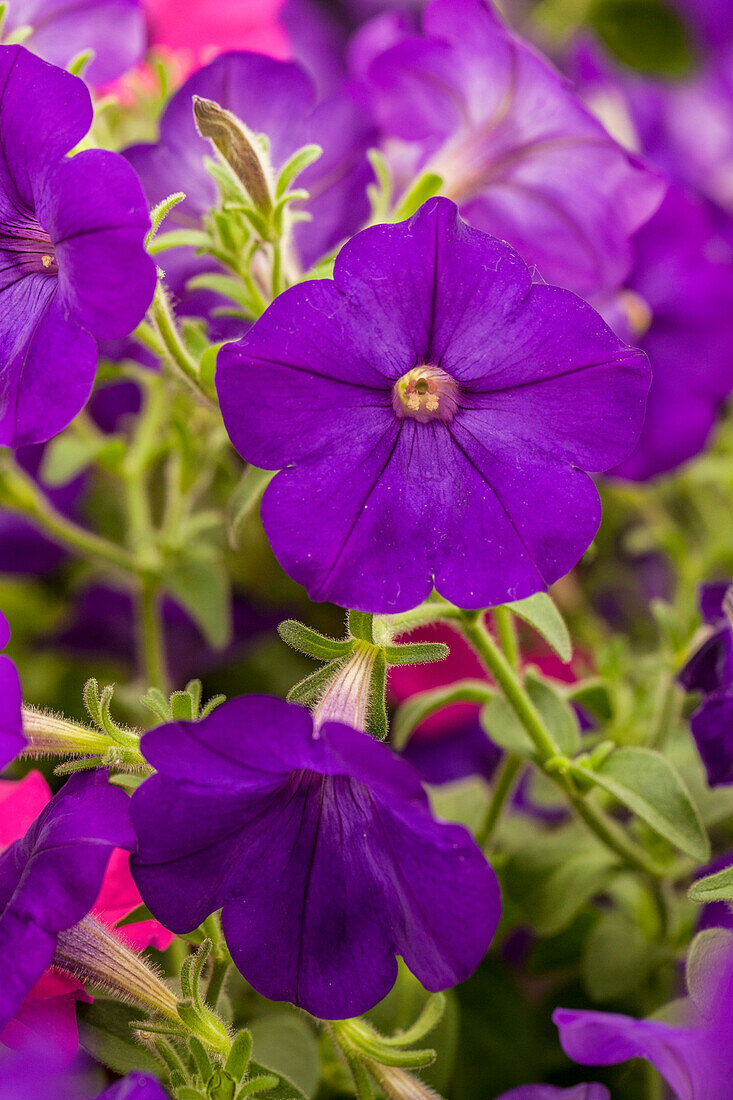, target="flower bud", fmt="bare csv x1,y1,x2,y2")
54,915,179,1020
193,95,272,214
312,643,376,733
367,1063,443,1100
